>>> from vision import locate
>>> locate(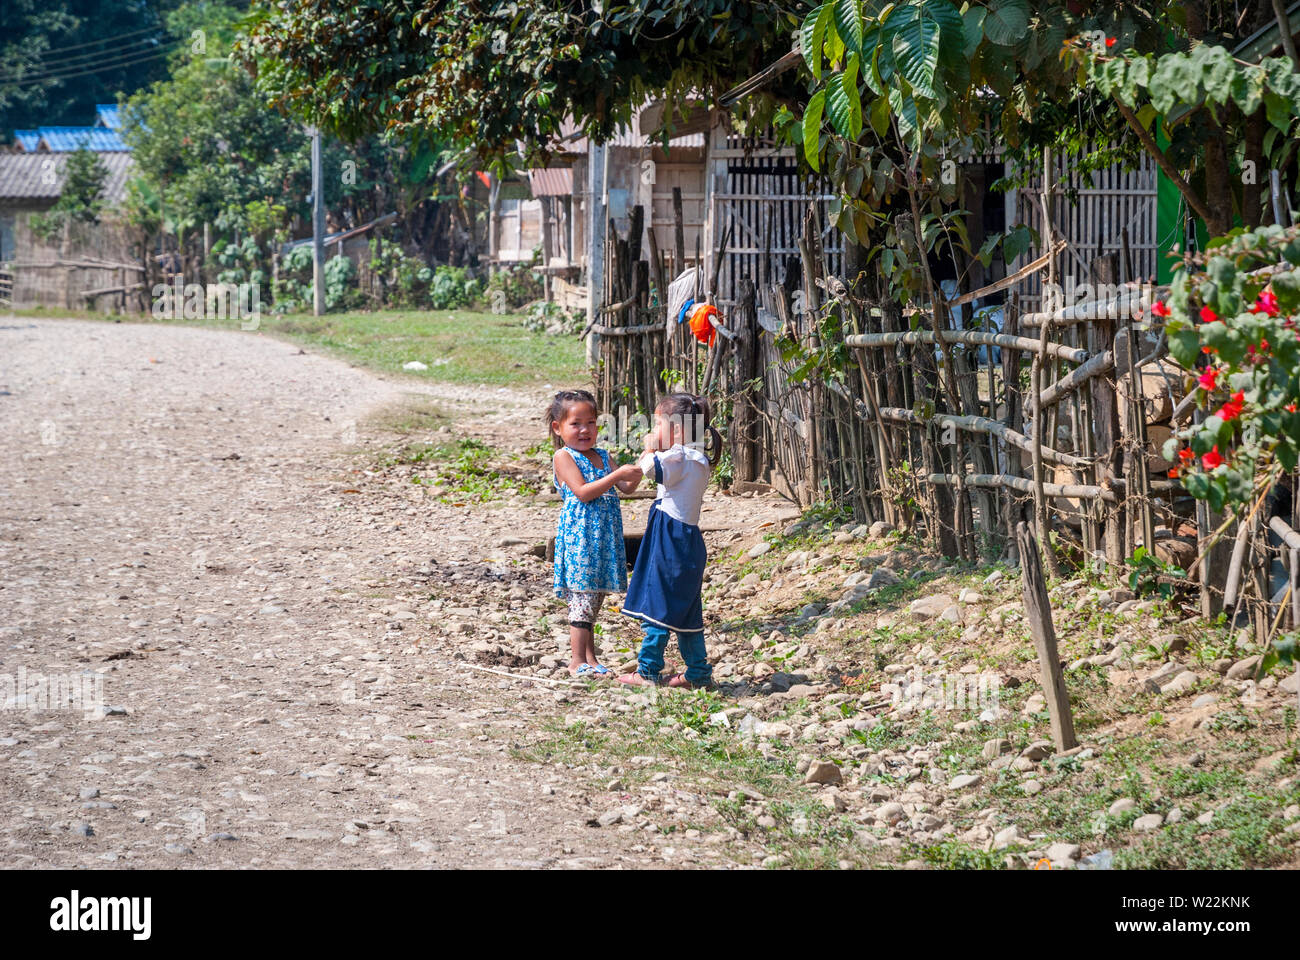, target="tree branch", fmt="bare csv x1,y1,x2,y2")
1114,99,1216,228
